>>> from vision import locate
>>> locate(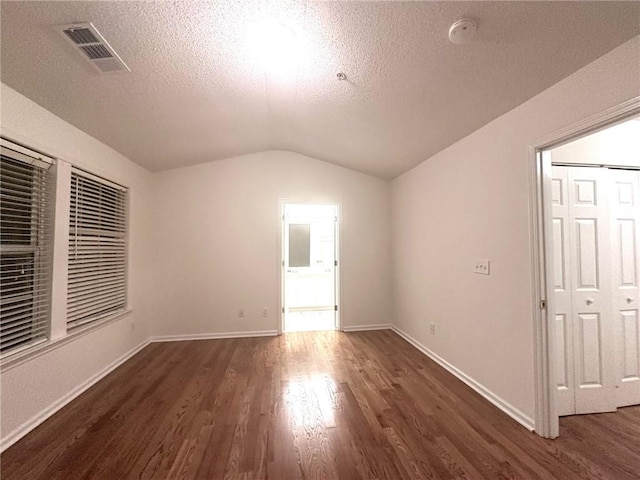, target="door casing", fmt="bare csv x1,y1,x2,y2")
529,96,640,438
278,201,341,334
